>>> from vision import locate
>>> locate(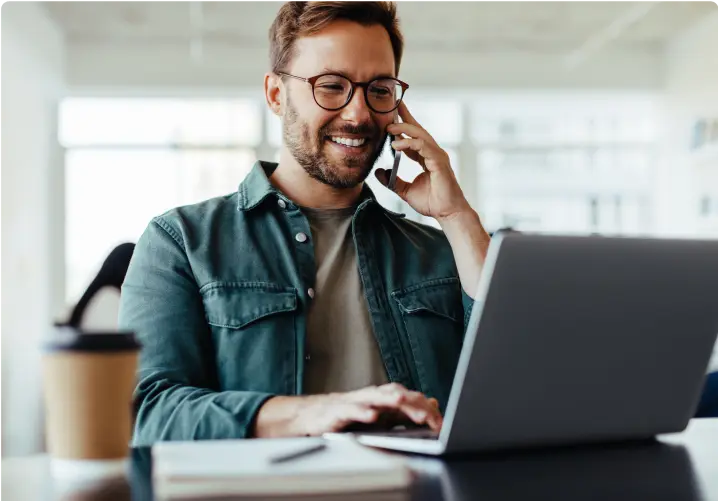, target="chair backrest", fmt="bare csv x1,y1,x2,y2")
68,242,135,328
